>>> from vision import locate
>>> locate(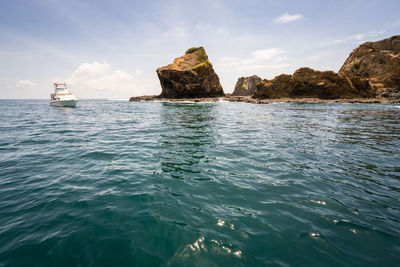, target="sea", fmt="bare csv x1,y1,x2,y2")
0,99,399,266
